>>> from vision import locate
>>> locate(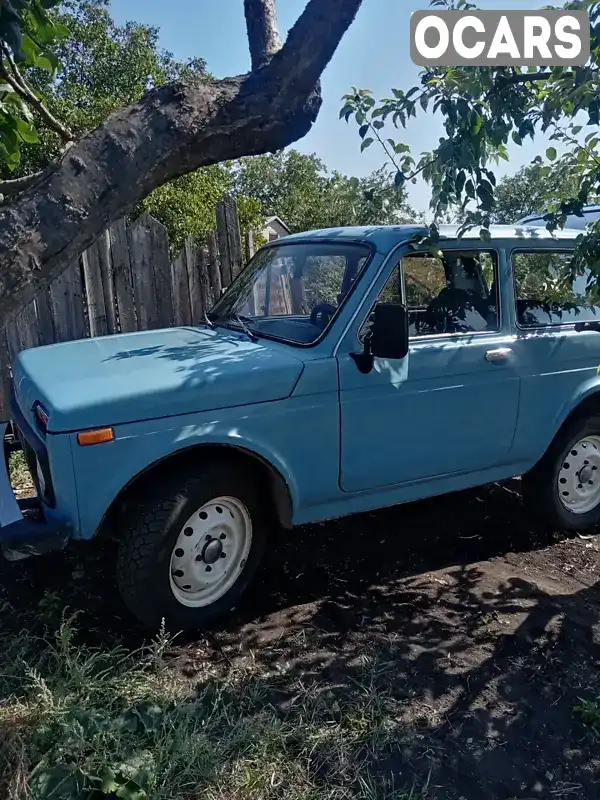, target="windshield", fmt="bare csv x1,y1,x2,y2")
210,242,371,345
